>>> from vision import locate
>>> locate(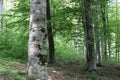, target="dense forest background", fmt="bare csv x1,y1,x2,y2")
0,0,120,80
